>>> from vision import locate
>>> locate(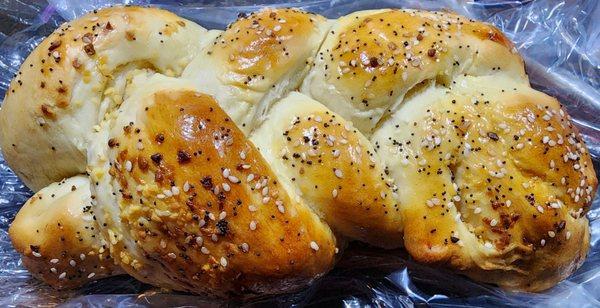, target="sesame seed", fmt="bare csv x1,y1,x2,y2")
334,169,343,178
537,205,544,213
201,247,210,254
241,243,249,253
70,260,76,267
278,204,285,213
51,268,57,273
474,207,482,214
125,160,132,172
219,211,227,220
222,183,231,192
332,189,338,198
59,272,66,279
228,175,240,183
249,220,257,230
548,231,556,238
87,272,96,279
484,242,493,249
220,257,228,267
247,173,255,182
183,181,190,192
310,241,319,251
248,205,257,212
566,231,571,240
541,239,546,246
50,258,59,264
222,168,230,178
542,136,550,144
262,196,270,204
196,236,203,246
490,219,498,227
32,251,41,258
171,186,180,195
212,234,218,242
